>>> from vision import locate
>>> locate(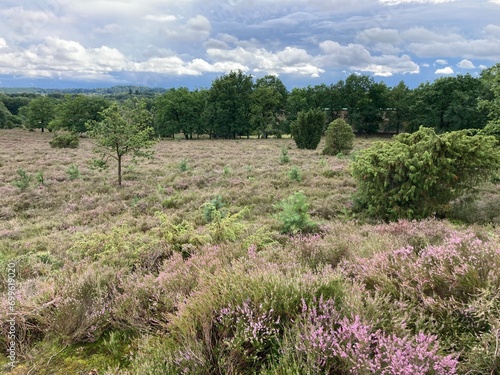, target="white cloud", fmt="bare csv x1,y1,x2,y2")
434,59,448,65
144,14,177,22
435,66,454,74
318,40,419,76
0,38,7,48
457,59,475,69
